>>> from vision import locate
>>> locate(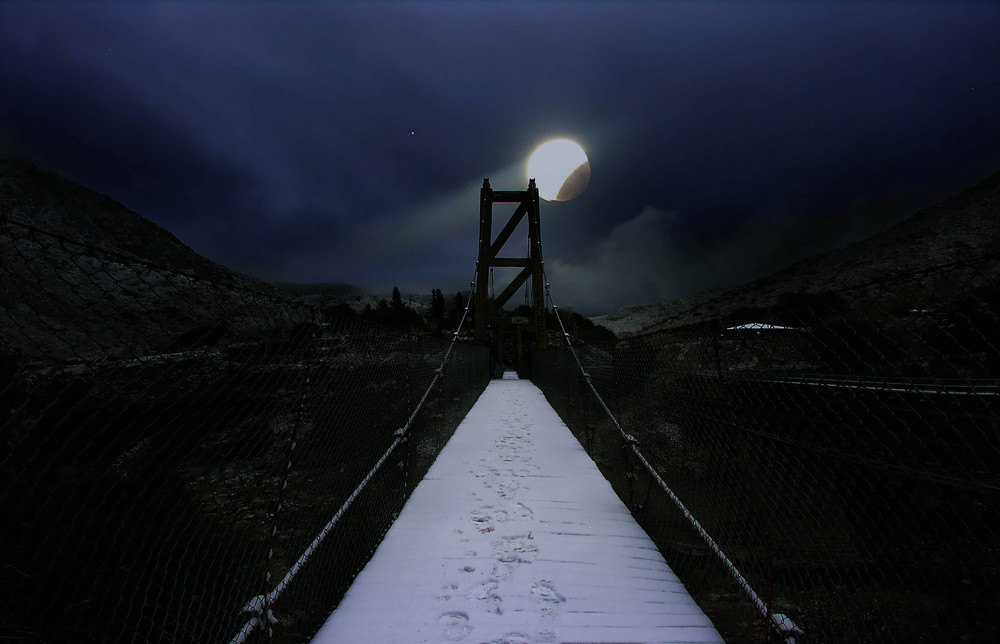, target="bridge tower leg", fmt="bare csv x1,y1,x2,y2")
474,178,547,370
